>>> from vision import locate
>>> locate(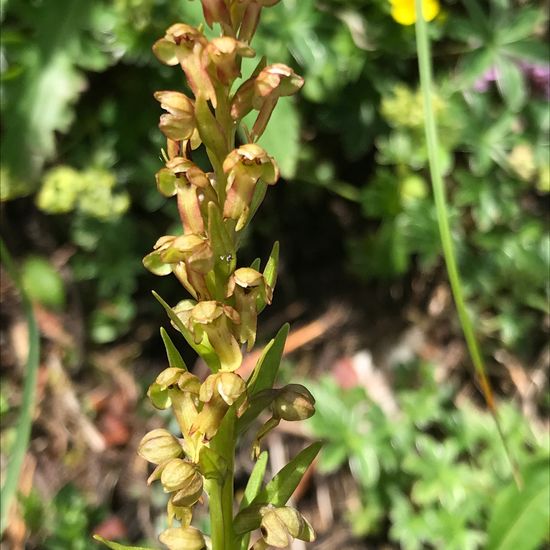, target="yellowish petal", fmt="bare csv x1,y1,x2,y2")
391,0,416,26
422,0,440,22
390,0,440,25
